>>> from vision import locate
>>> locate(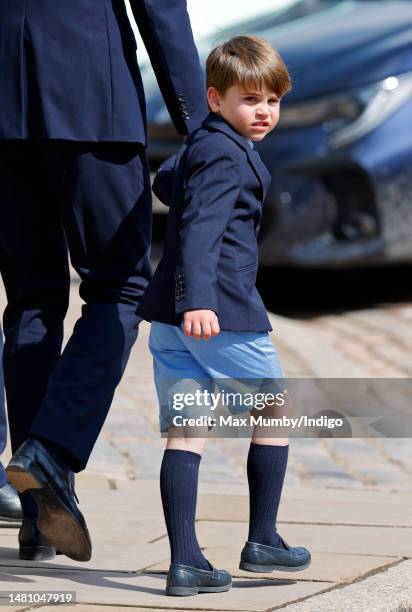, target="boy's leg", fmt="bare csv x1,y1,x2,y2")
160,449,210,570
166,430,208,454
249,403,289,548
150,323,211,570
176,328,290,547
246,441,288,548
